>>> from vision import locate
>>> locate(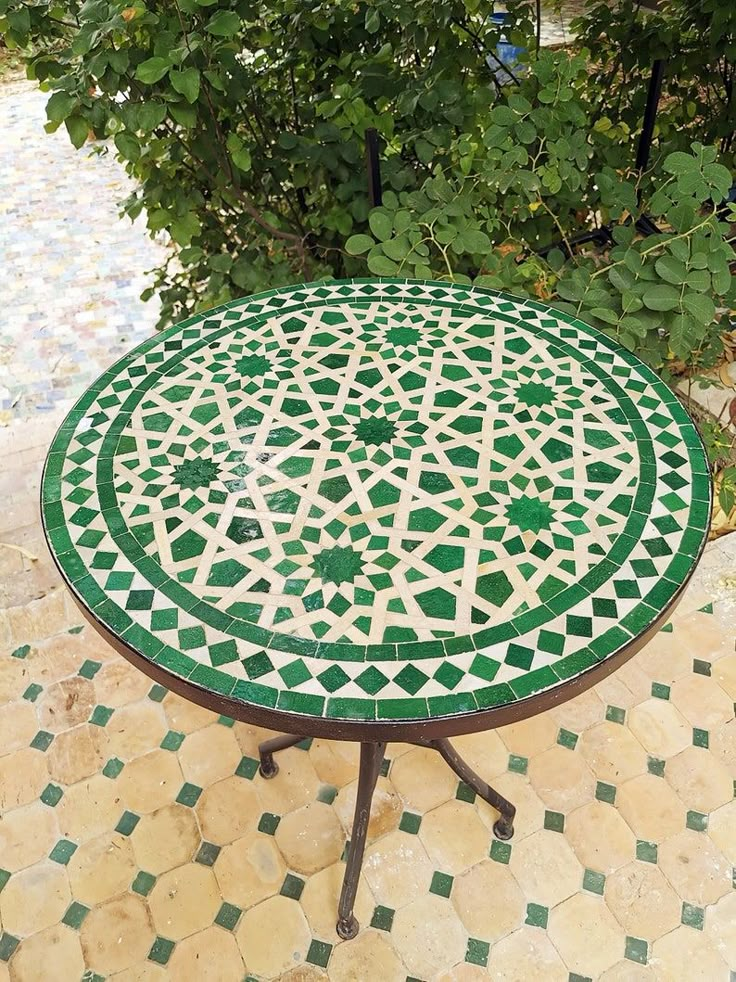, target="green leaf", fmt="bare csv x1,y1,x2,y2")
682,292,716,324
365,7,380,32
669,313,698,357
367,252,399,275
170,67,200,104
719,484,735,516
135,56,170,84
703,162,732,201
663,151,699,176
590,307,619,325
114,132,140,161
137,102,167,132
46,91,76,123
368,210,393,241
383,234,411,261
206,10,241,36
609,267,634,292
654,256,686,285
643,284,680,311
493,105,517,127
64,115,88,149
345,234,375,256
170,212,200,246
686,269,710,293
461,229,491,254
